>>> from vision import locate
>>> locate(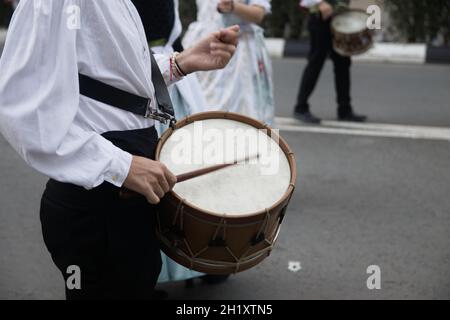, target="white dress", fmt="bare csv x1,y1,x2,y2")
149,0,205,283
151,0,207,134
183,0,275,125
